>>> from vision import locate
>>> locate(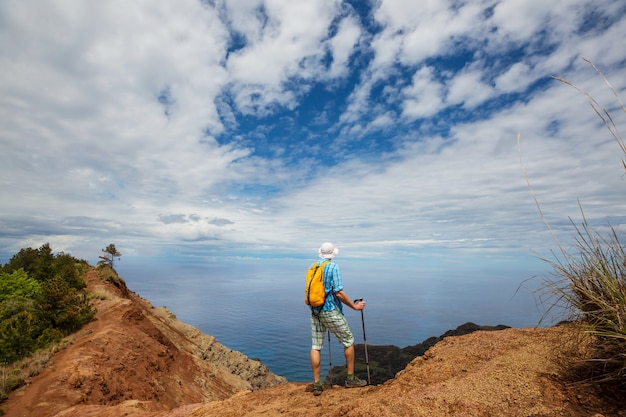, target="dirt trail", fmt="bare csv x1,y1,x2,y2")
183,327,620,417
